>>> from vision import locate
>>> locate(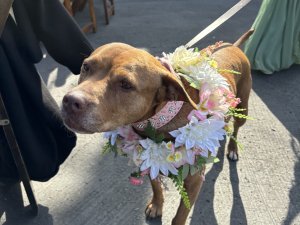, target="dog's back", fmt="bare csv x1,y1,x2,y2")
212,30,253,95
